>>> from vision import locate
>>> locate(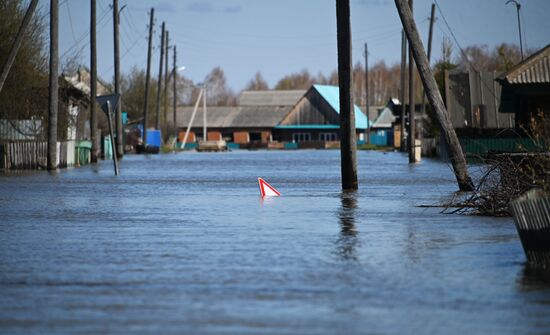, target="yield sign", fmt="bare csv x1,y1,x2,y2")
96,94,120,115
258,177,281,197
